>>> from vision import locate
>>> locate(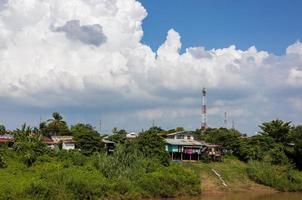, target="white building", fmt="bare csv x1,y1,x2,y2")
50,136,75,150
126,132,138,139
